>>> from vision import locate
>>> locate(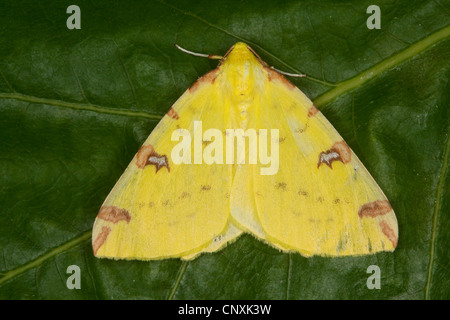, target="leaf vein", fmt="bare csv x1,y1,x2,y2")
0,230,91,286
424,127,450,299
0,92,162,120
112,38,140,109
167,261,189,300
